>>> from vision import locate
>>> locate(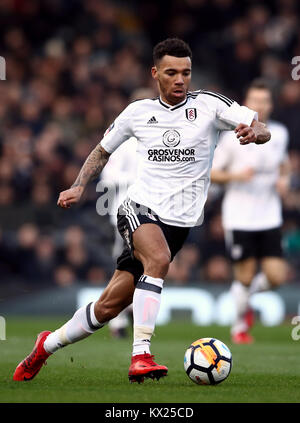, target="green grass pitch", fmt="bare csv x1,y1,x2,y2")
1,317,299,403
